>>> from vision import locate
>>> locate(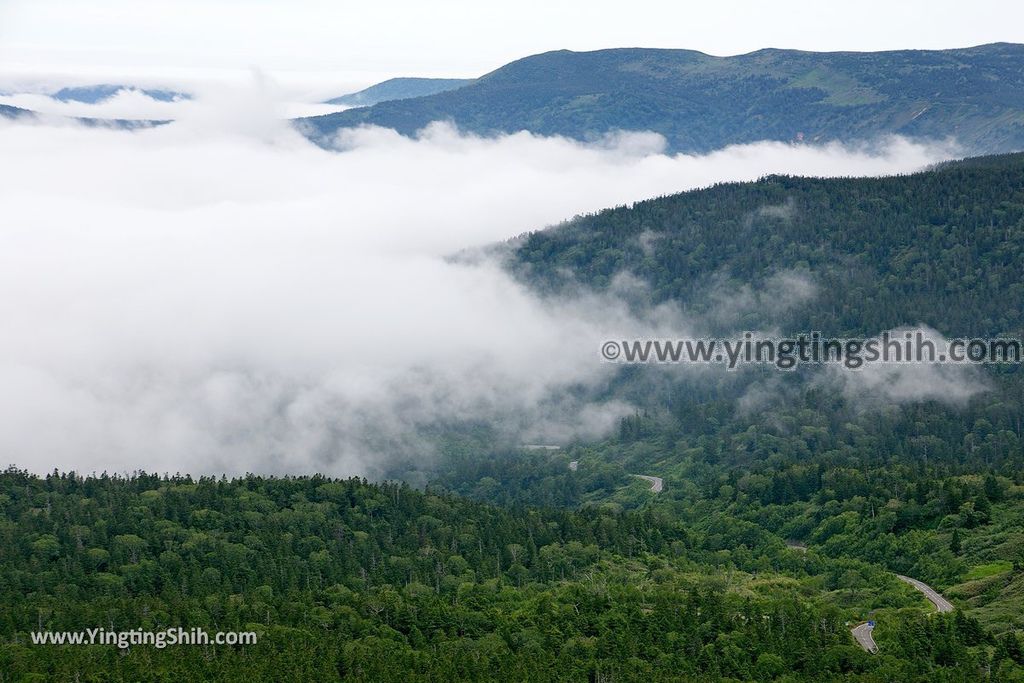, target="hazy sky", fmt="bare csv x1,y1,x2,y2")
1,0,1022,91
